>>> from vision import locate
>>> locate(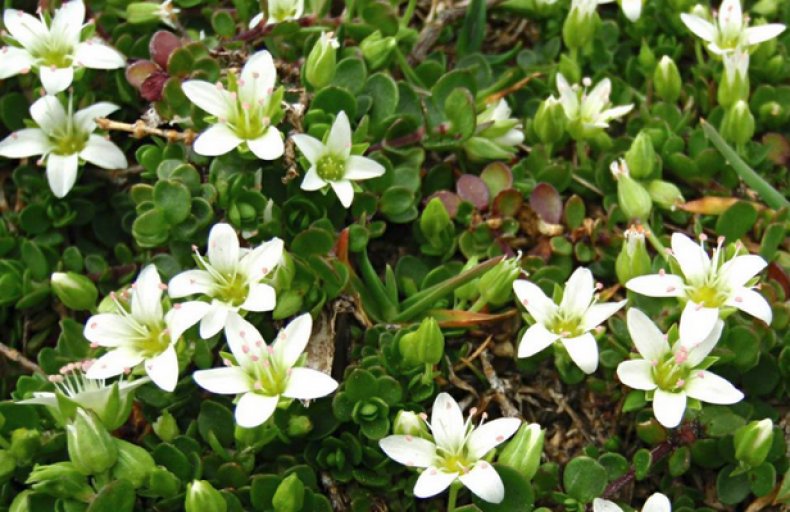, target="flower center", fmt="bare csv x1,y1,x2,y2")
136,325,171,358
438,453,472,474
215,272,249,307
547,314,582,338
686,284,727,308
316,154,346,181
248,349,288,396
53,132,88,155
652,351,692,391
